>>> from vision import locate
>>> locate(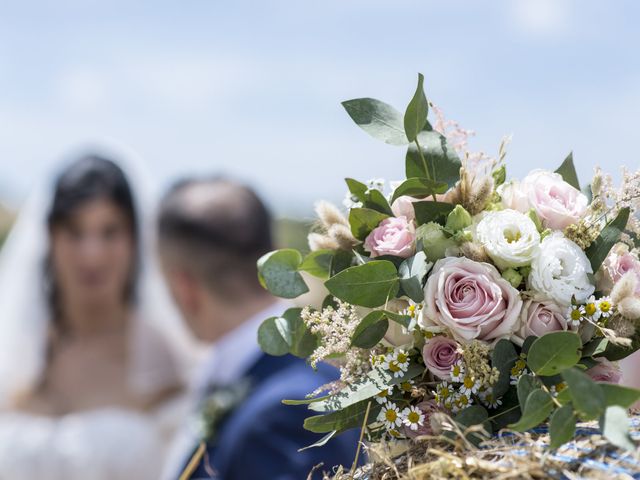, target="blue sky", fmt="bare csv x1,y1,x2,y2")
1,0,639,217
